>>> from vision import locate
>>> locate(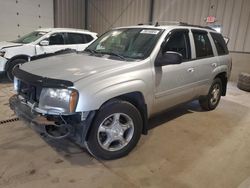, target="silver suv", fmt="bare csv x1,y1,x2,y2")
9,24,232,160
